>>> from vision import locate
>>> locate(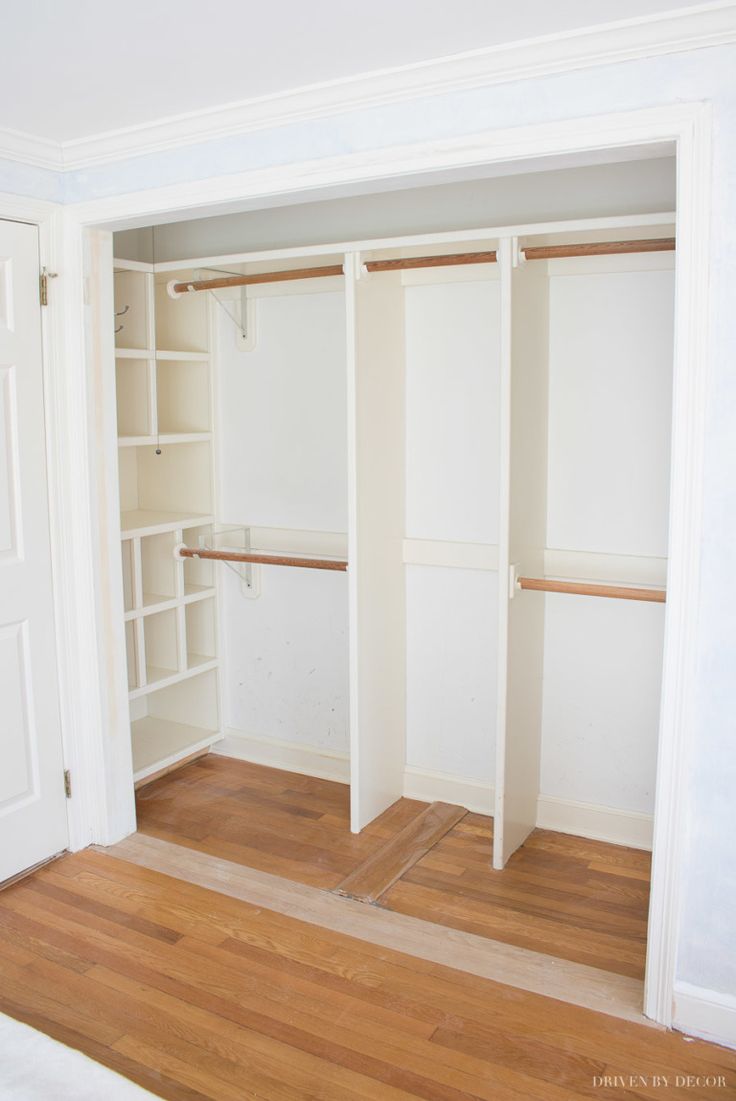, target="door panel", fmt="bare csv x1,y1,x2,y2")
0,219,68,881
